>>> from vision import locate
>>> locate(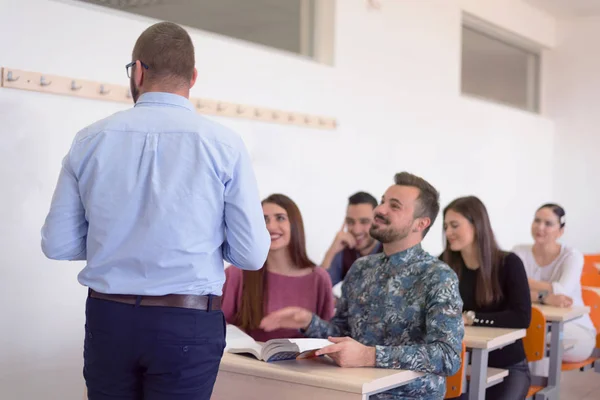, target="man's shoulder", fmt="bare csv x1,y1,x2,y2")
354,252,384,267
73,107,245,152
417,252,459,283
